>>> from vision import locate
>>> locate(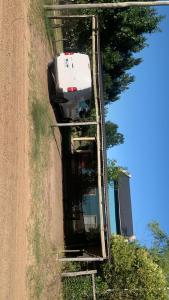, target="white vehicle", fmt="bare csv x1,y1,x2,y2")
48,52,92,120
